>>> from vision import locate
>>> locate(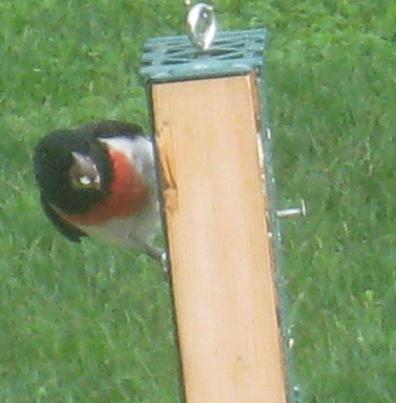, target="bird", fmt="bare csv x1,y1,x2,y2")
33,120,163,262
